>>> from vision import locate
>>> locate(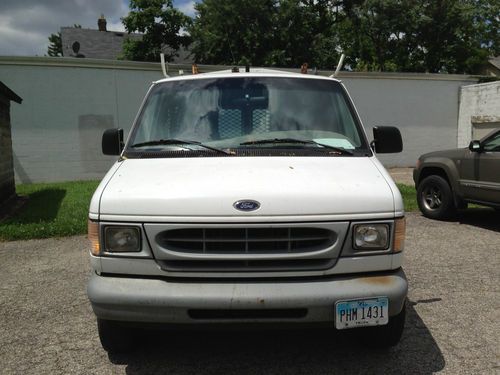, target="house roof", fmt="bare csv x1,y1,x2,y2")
0,81,22,104
60,27,193,63
60,27,142,60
